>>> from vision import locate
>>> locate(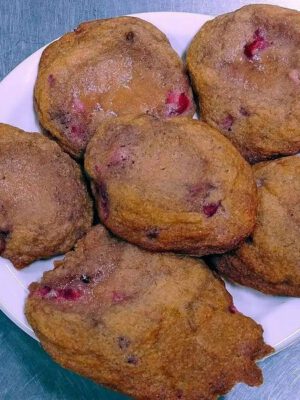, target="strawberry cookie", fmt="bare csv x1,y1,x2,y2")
35,17,194,158
0,124,92,268
187,5,300,163
85,115,257,256
26,225,272,400
210,155,300,296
